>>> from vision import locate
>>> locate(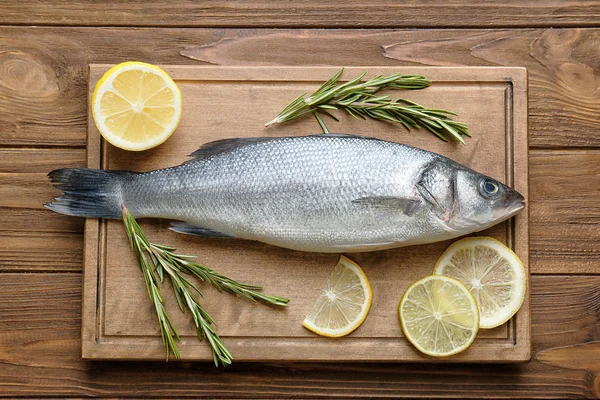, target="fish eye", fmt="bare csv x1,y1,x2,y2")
479,179,500,198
